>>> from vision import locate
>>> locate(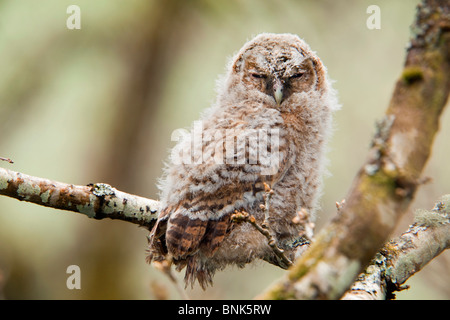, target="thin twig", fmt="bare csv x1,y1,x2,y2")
232,182,293,267
231,210,293,268
0,157,13,164
262,182,274,222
